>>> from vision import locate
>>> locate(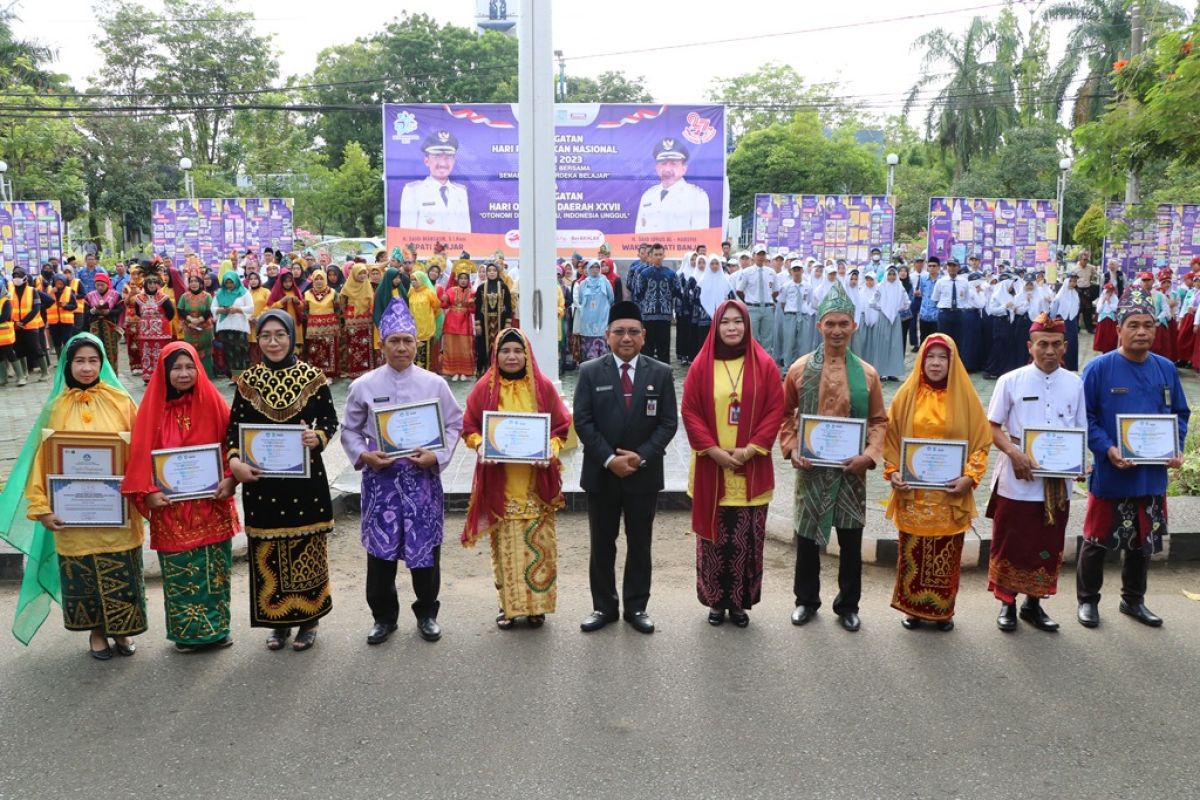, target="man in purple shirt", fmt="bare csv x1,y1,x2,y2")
340,297,463,645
